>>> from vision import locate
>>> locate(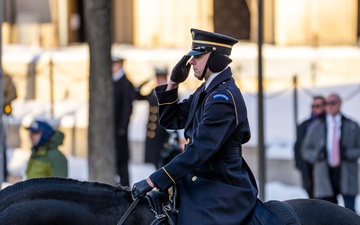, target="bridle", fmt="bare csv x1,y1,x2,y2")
117,197,140,225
